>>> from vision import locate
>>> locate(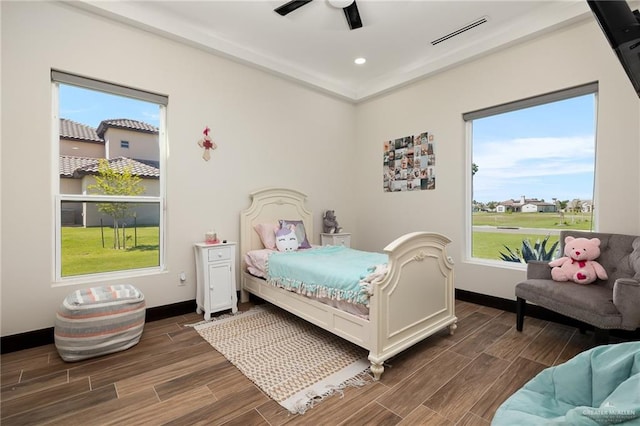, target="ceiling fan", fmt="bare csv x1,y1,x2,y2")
275,0,363,30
